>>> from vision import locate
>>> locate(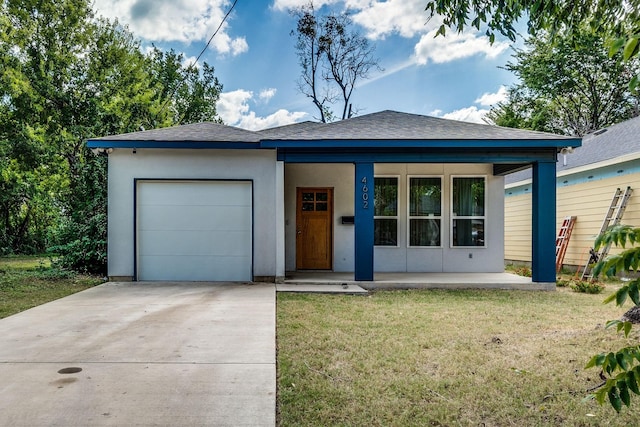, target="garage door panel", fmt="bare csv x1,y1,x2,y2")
139,181,251,206
137,181,252,281
139,206,251,231
138,255,251,282
139,230,251,256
